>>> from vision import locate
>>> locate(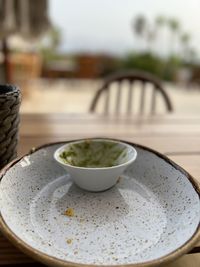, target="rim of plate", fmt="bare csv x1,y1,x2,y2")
54,138,137,170
0,138,200,267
